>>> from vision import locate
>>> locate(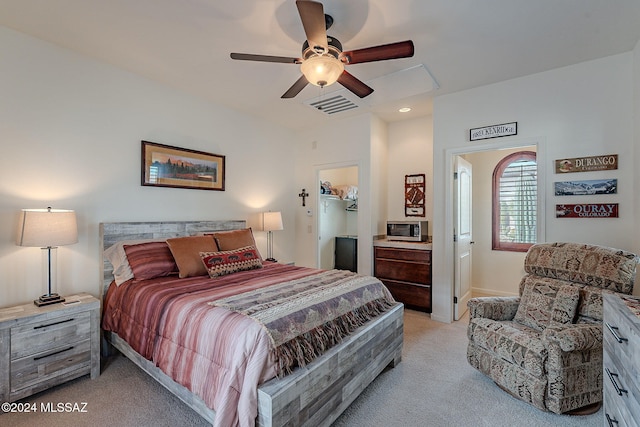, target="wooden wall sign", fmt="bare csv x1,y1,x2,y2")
405,174,425,217
470,122,517,141
554,179,617,196
555,203,618,218
555,154,618,173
